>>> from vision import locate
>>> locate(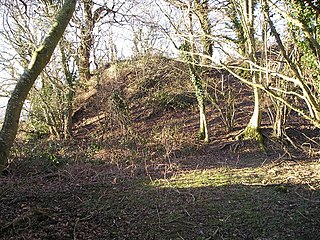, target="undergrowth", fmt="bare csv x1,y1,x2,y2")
2,56,320,239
